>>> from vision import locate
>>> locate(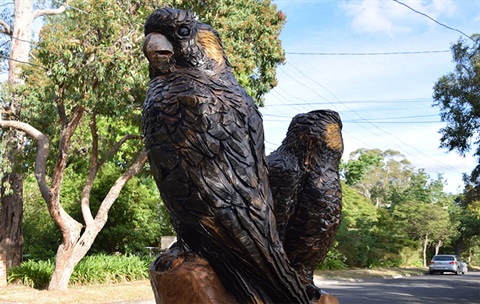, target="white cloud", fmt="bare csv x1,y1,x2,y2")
340,0,458,35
